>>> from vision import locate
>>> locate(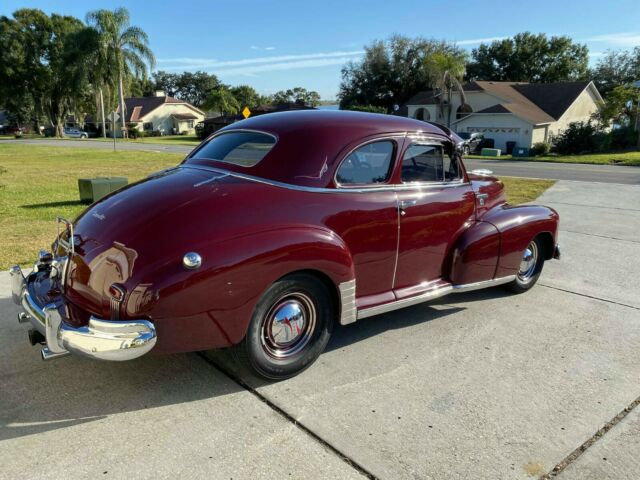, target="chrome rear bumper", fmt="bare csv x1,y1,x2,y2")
10,264,157,361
